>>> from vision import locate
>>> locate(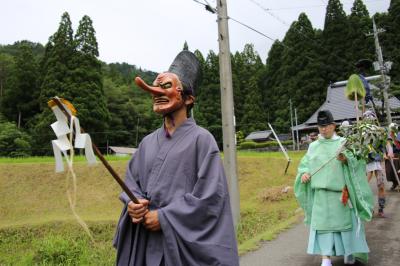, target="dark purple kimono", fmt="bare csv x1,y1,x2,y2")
113,118,239,266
